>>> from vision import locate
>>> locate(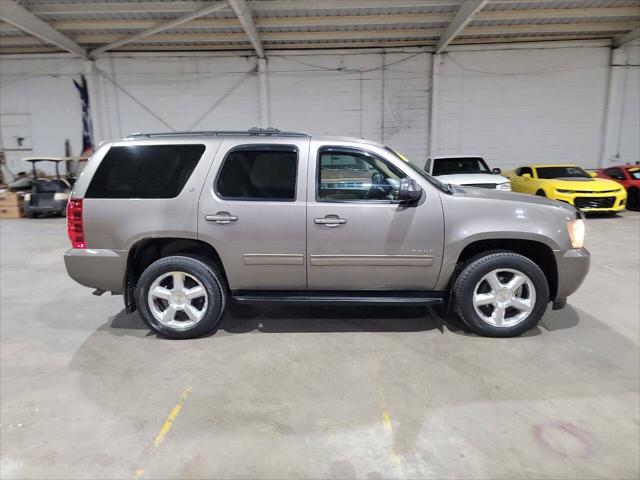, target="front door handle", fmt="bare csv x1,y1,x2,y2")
314,215,347,228
205,212,238,224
